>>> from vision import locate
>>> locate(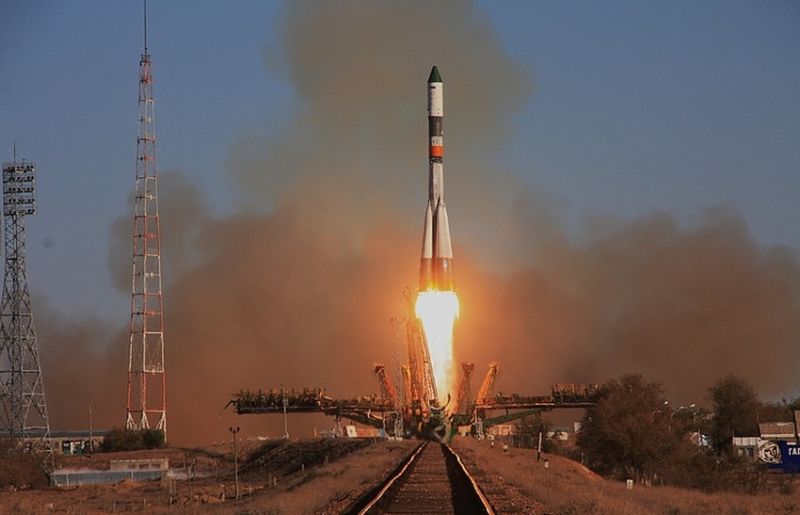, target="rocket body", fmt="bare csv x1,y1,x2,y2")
419,66,454,291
